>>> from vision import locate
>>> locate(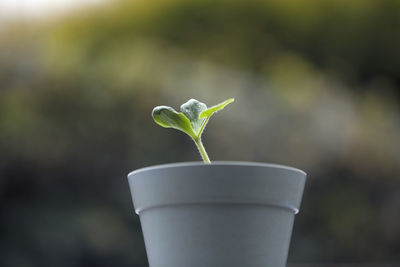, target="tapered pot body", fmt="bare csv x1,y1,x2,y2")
128,162,306,267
